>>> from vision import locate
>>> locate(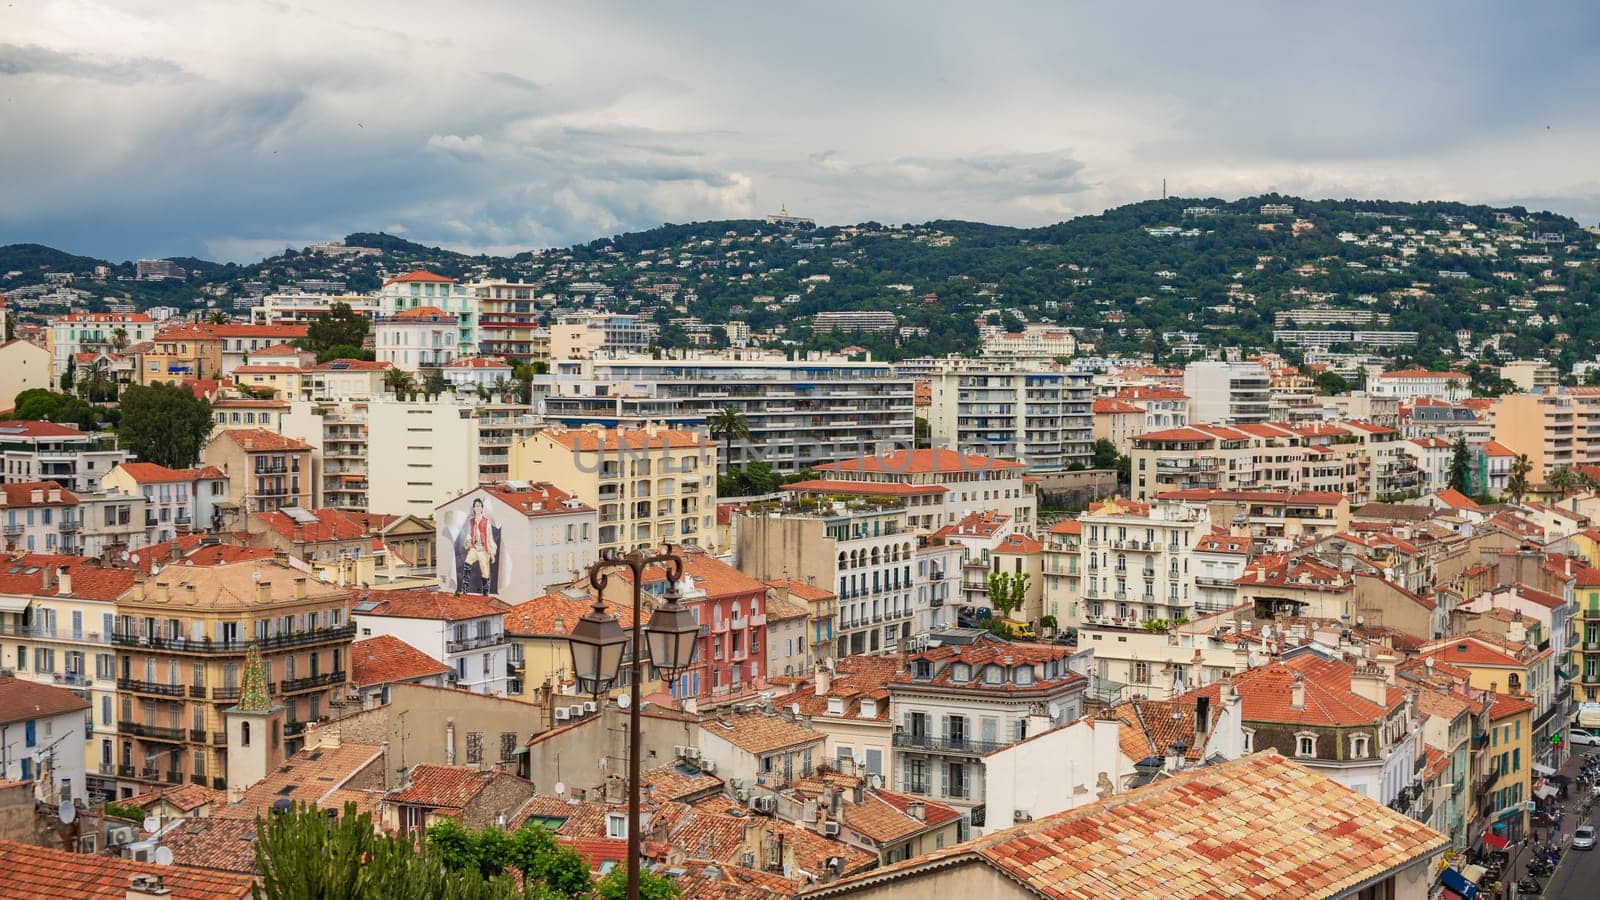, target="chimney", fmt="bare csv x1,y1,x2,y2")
1351,664,1388,707
30,489,43,504
682,696,698,715
293,577,308,599
814,667,832,697
905,800,924,822
183,584,198,606
1290,672,1305,710
56,566,71,596
256,580,273,603
126,874,170,898
1195,695,1210,736
154,581,170,603
47,487,61,503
